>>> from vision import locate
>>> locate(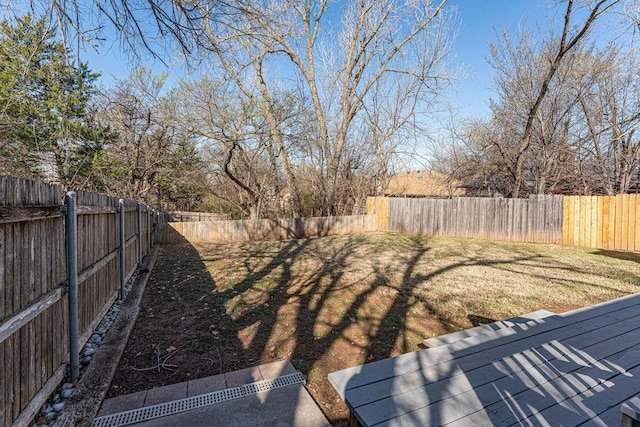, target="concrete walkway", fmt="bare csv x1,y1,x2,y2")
94,360,330,427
